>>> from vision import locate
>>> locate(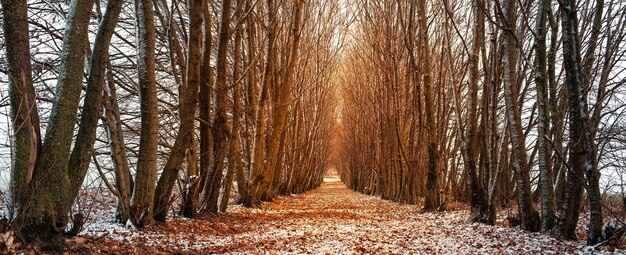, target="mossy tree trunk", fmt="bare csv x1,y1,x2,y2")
1,0,42,222
68,0,125,209
16,0,95,250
